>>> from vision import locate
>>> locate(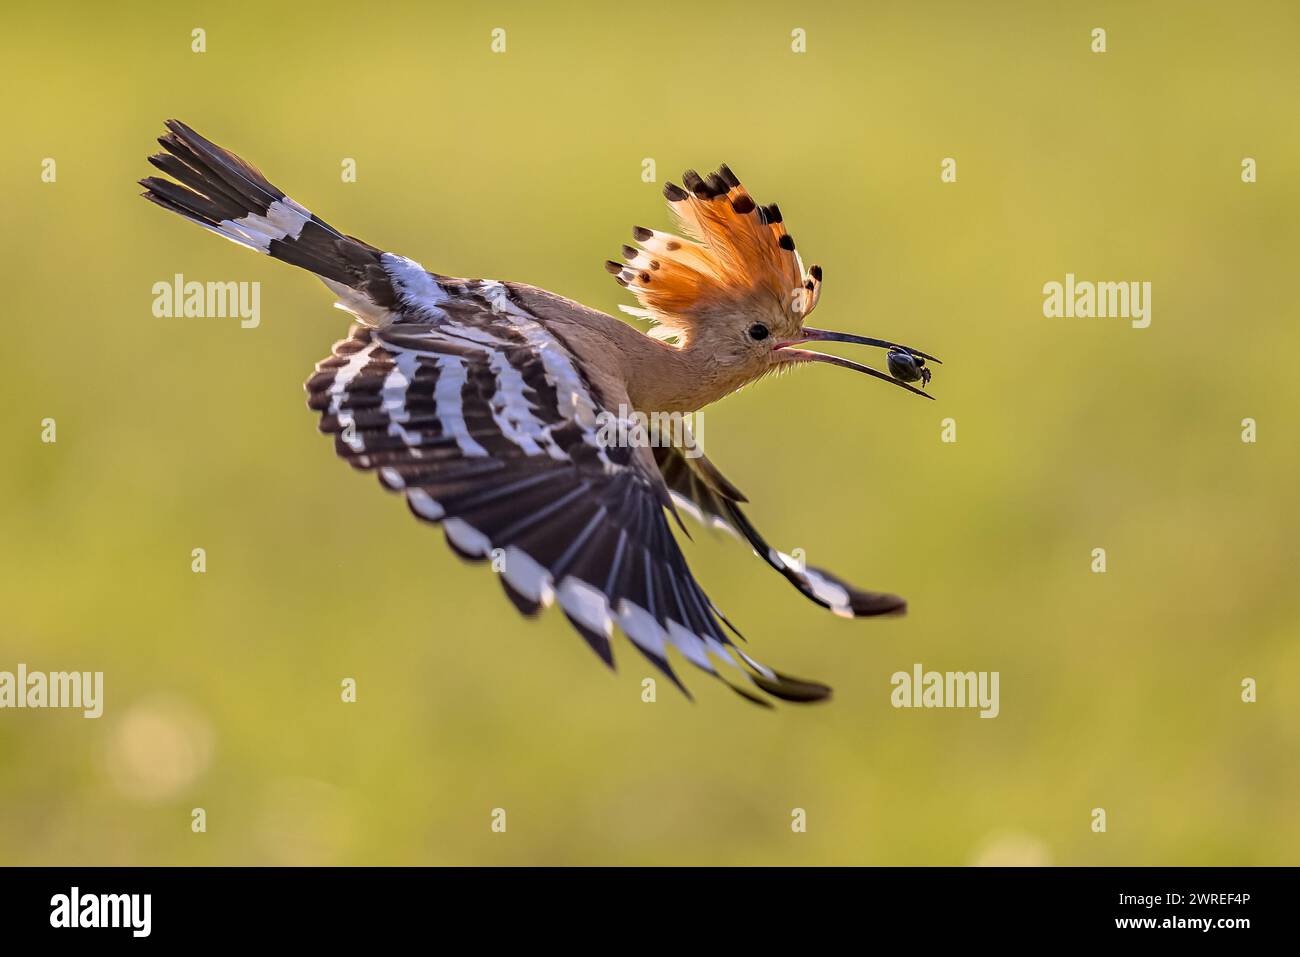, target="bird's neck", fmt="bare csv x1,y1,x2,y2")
503,284,747,414
621,338,745,414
